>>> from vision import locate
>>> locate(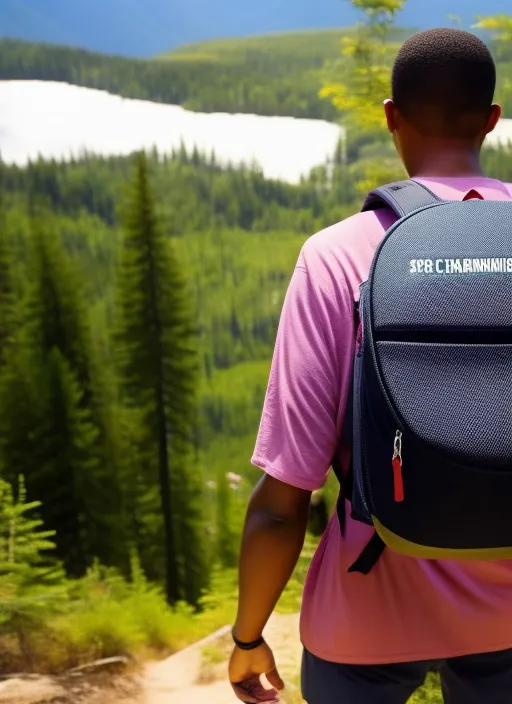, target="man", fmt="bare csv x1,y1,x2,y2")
229,28,512,704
